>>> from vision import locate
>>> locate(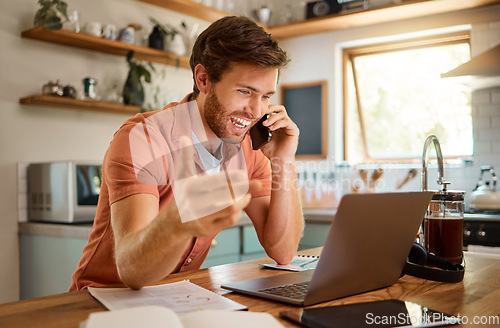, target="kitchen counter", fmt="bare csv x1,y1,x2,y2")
17,215,255,239
303,208,336,222
18,222,93,239
18,209,336,239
